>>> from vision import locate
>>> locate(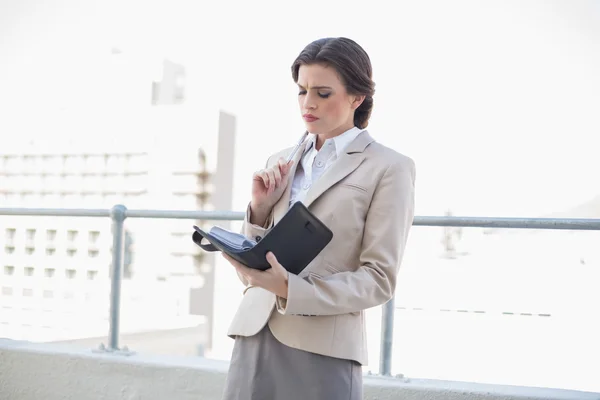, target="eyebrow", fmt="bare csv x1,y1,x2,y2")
297,84,333,90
